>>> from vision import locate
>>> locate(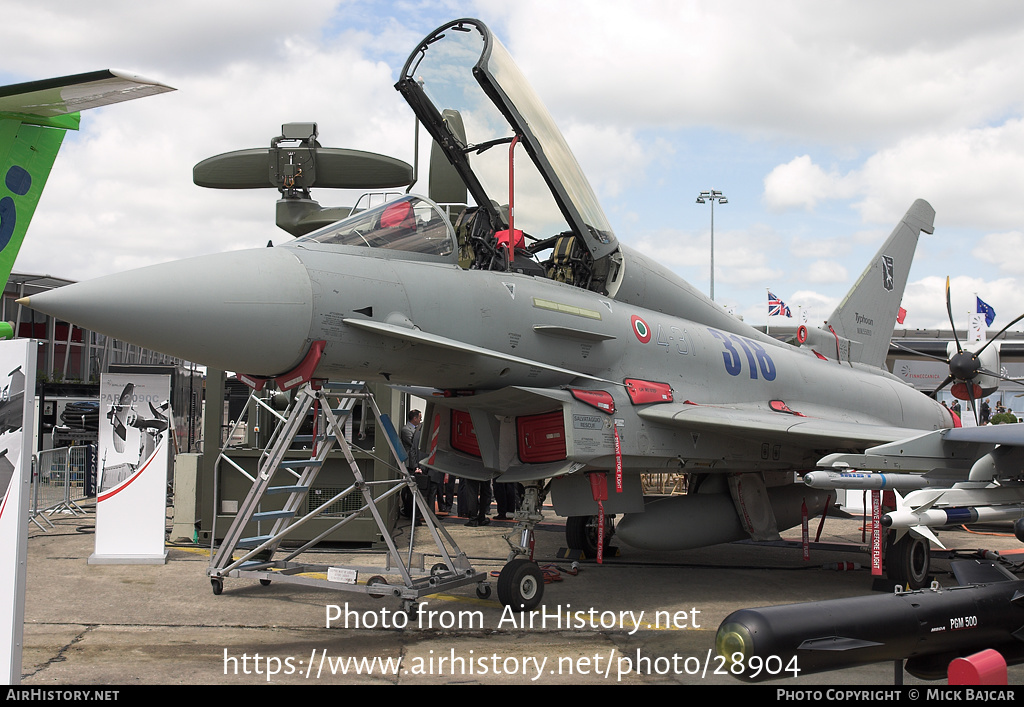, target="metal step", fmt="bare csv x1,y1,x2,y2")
265,485,309,495
237,535,273,548
279,459,323,469
292,435,337,444
252,510,295,522
321,382,366,392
